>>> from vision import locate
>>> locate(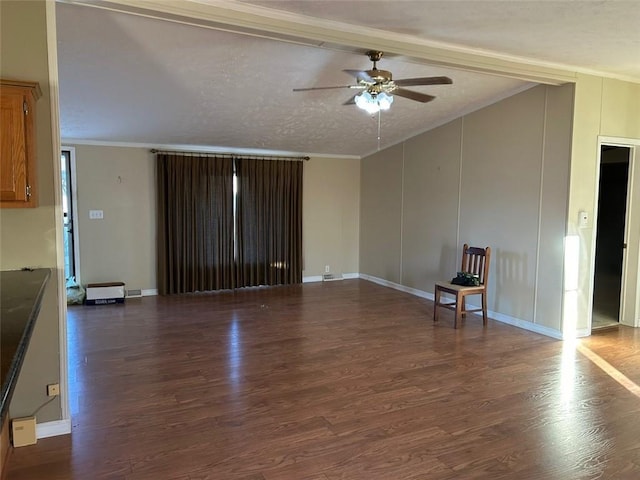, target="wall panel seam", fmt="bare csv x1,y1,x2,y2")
457,117,463,252
533,87,548,325
399,143,405,283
